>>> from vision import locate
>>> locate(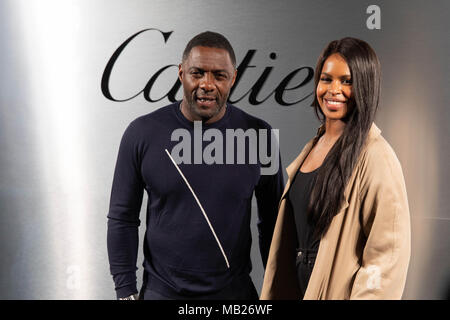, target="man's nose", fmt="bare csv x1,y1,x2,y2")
199,73,215,92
